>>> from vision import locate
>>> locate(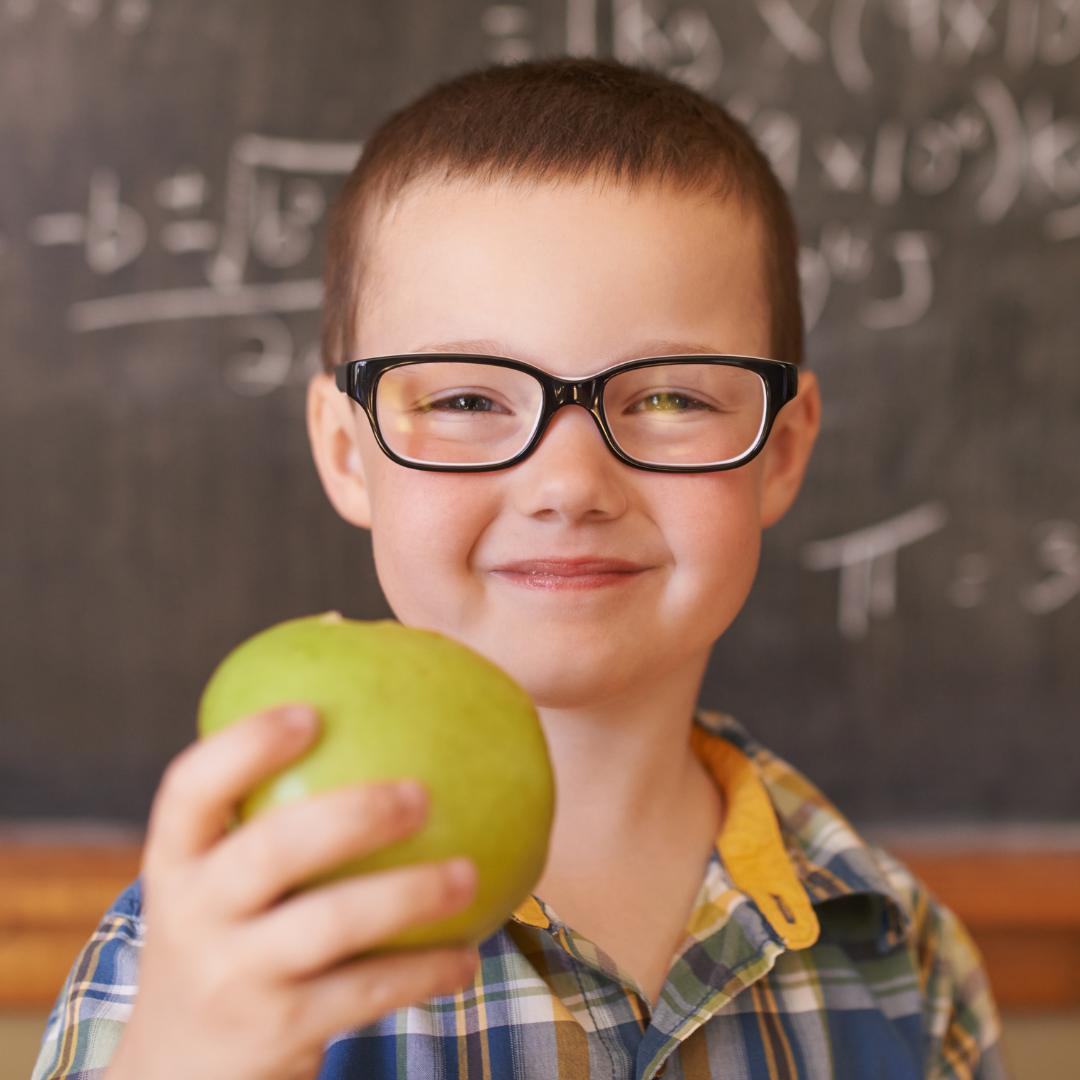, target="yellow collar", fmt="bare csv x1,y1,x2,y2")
688,721,820,949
